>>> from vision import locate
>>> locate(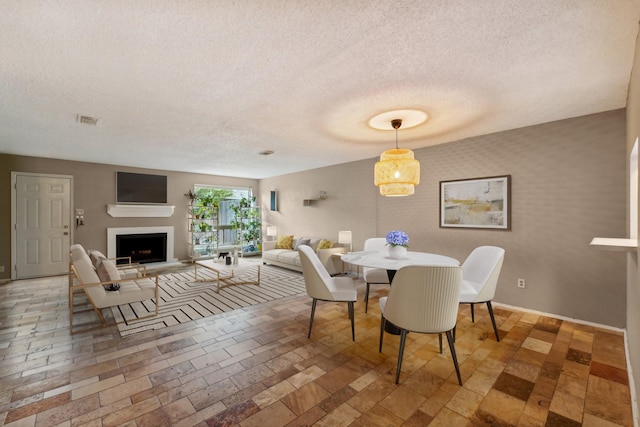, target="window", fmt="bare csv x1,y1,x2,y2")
194,185,252,248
